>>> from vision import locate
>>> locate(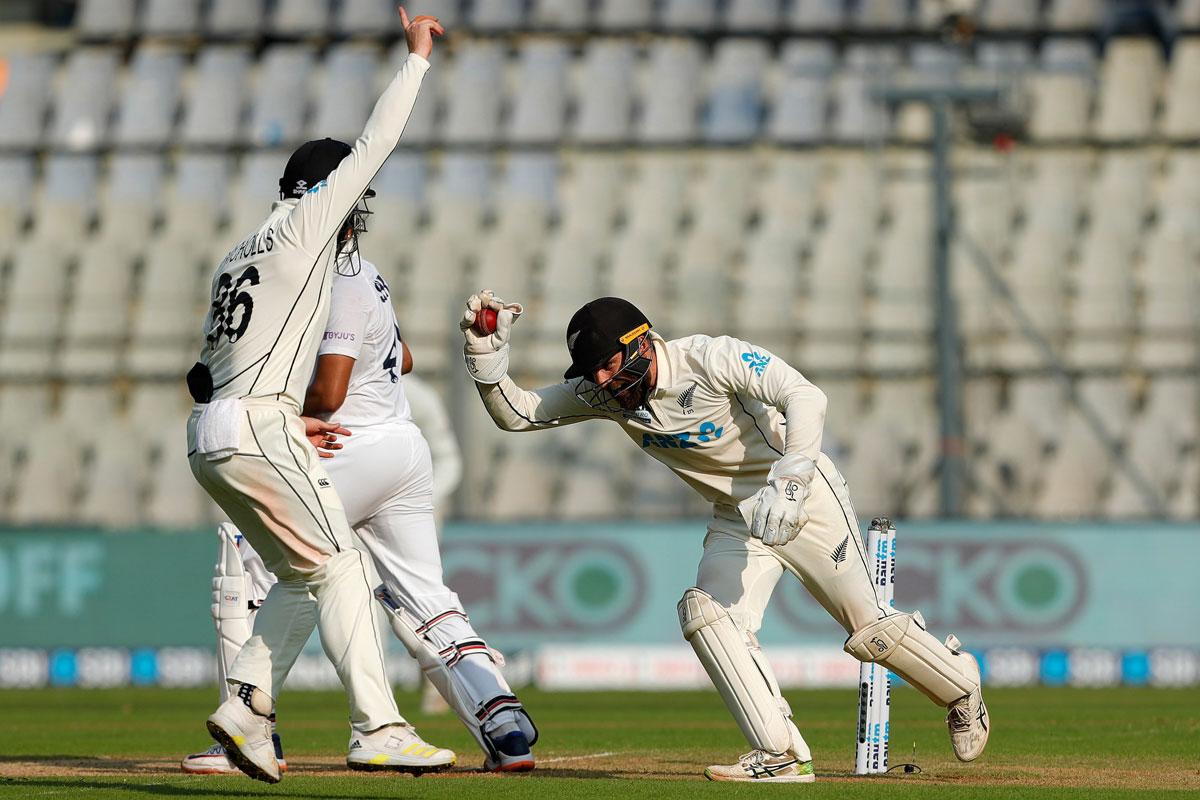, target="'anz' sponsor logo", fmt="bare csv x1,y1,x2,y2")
641,421,723,449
